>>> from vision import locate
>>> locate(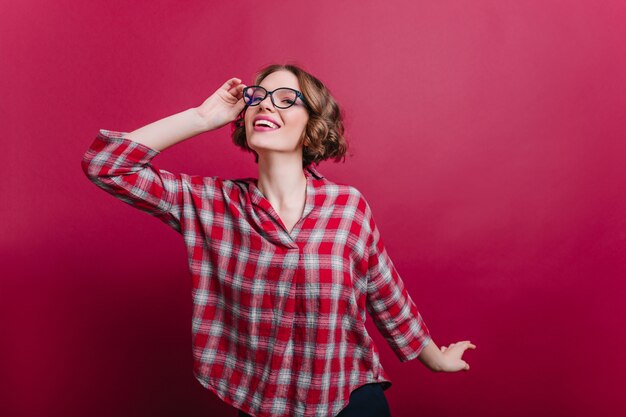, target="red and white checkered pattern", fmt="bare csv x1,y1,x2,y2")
82,129,431,417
